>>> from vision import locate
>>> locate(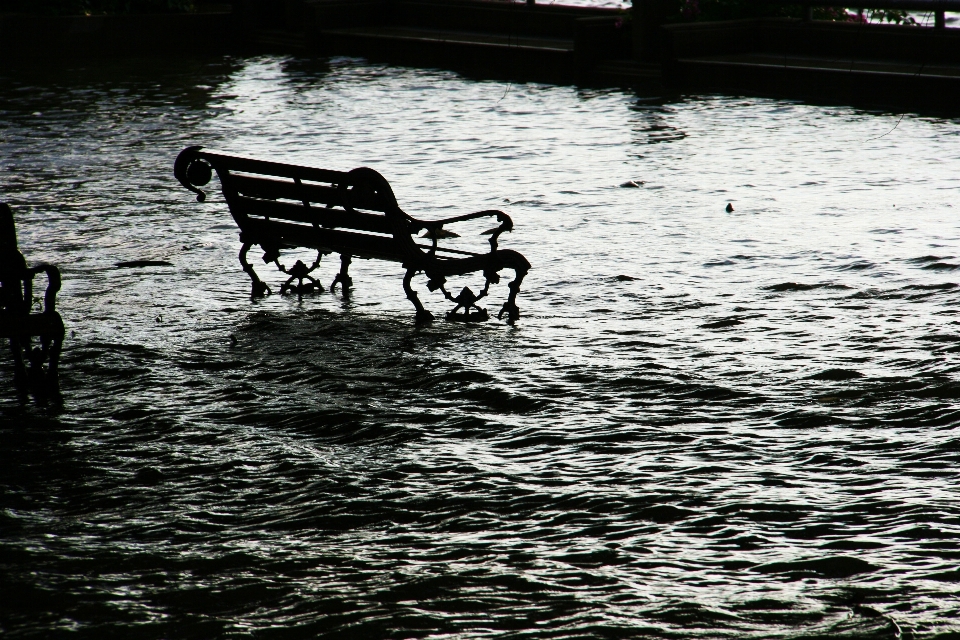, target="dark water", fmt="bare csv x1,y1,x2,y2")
2,55,960,638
